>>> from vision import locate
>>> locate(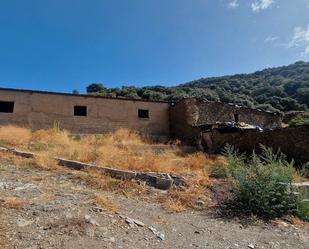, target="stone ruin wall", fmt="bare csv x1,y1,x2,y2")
169,98,282,144
202,125,309,164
